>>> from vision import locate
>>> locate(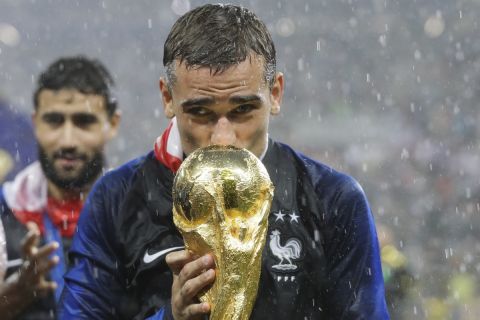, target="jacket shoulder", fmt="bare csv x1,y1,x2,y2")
76,153,153,239
272,141,360,193
98,153,151,190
